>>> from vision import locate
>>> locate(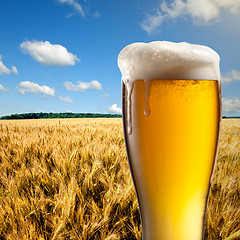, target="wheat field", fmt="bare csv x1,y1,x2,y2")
0,118,239,240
